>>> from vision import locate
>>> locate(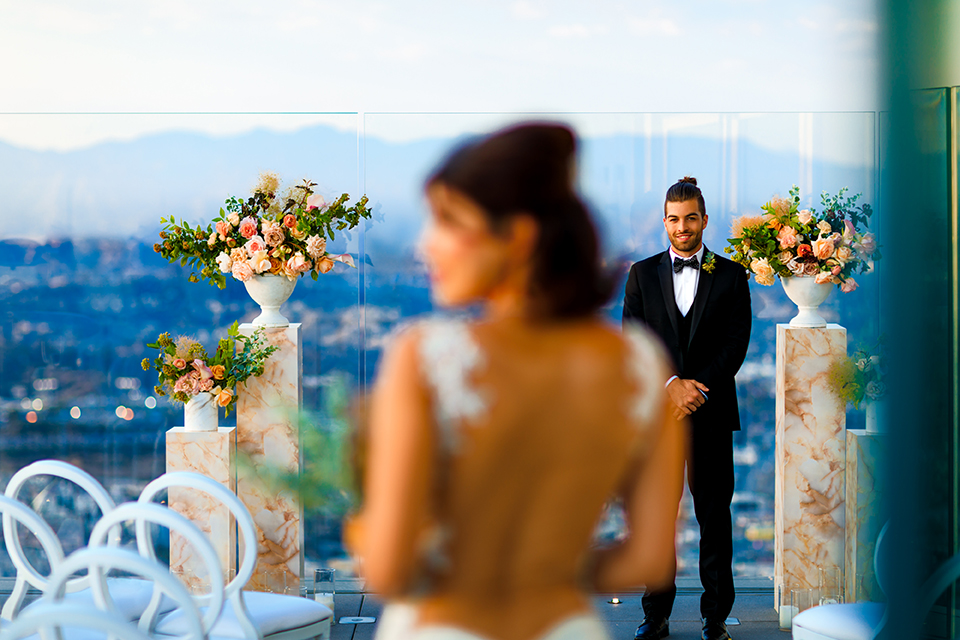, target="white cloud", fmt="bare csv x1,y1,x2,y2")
548,23,608,38
626,16,680,37
511,1,545,20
